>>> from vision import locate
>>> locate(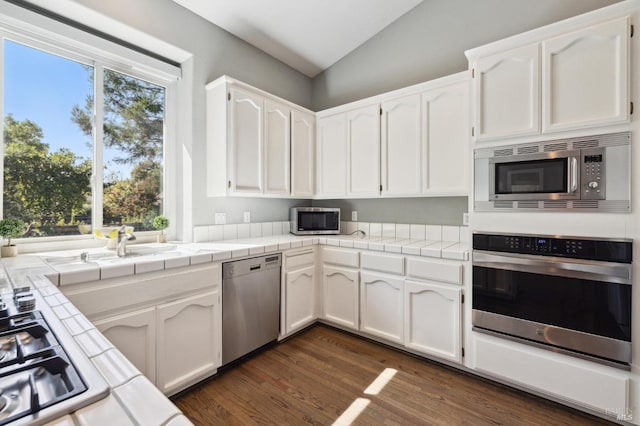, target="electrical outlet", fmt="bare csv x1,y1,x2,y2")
214,213,226,225
351,211,357,221
243,211,251,223
462,213,469,226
